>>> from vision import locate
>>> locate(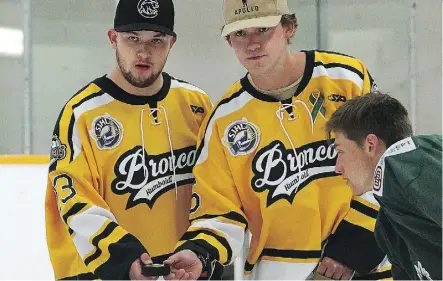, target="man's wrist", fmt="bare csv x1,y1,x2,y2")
174,241,217,278
195,251,210,270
